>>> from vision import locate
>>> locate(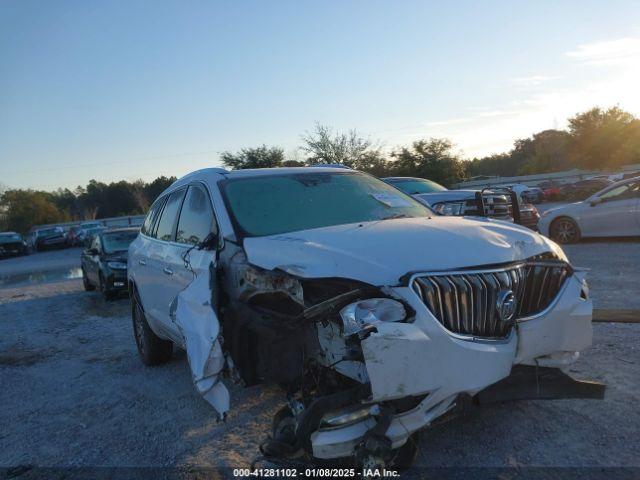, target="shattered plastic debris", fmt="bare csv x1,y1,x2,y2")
170,266,229,419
